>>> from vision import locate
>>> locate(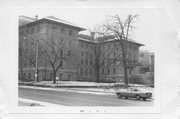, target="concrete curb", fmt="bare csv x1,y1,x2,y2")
19,83,104,88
